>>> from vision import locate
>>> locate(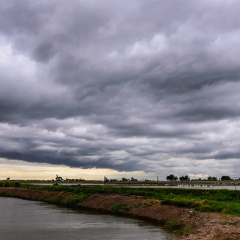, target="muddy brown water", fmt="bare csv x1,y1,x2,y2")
0,197,174,240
